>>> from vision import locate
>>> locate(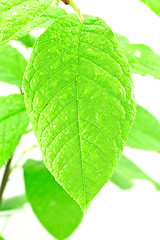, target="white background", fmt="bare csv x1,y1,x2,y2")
1,0,160,239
